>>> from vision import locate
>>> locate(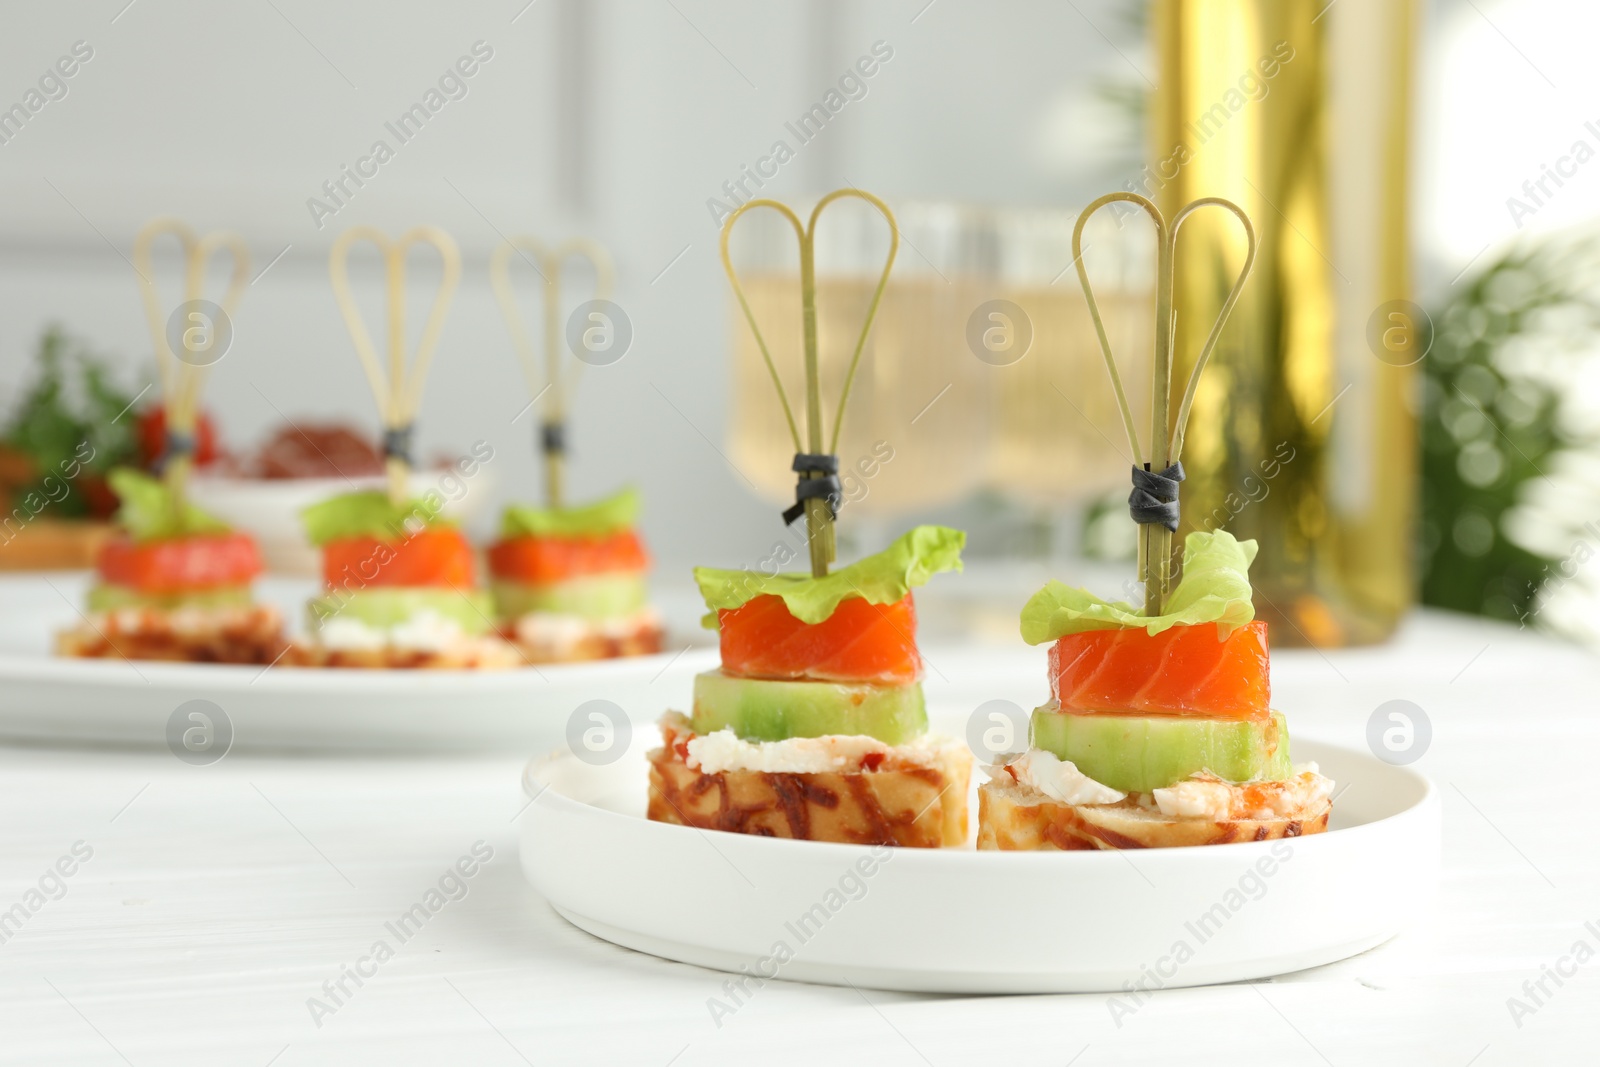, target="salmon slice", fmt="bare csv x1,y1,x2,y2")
1048,621,1270,720
718,593,921,685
